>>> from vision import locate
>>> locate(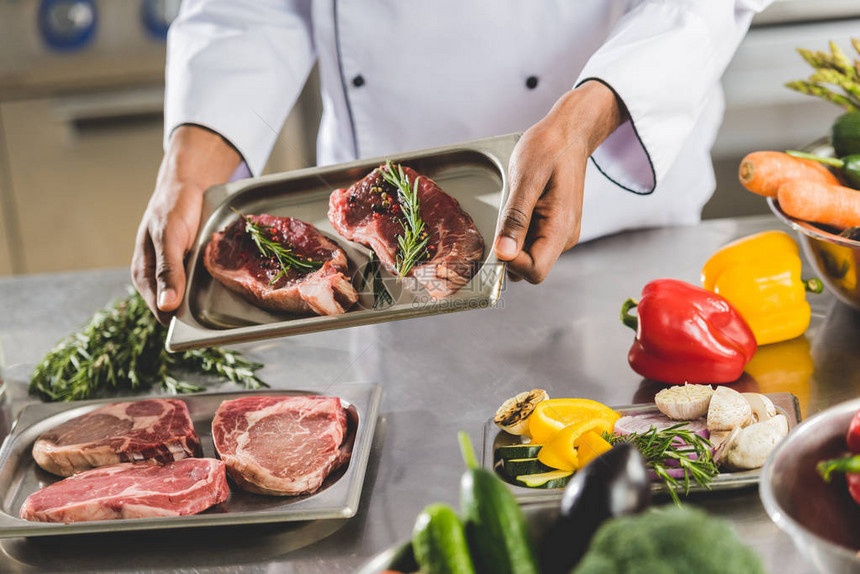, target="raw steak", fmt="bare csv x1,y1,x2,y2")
20,458,229,523
328,164,484,299
211,395,350,496
204,214,358,315
32,398,203,477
